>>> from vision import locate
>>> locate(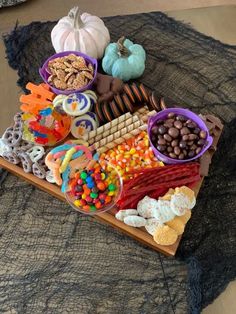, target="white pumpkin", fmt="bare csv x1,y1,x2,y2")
51,7,110,59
